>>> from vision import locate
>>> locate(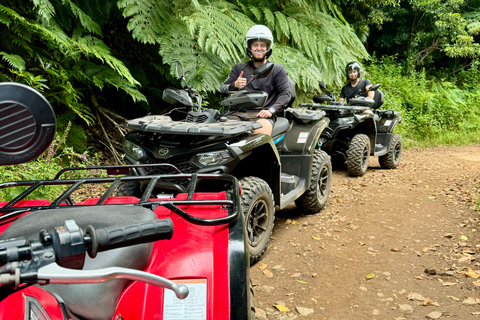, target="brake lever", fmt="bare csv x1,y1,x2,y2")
36,263,189,299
